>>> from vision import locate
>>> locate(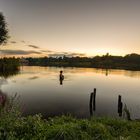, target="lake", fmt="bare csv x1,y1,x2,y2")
1,66,140,119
